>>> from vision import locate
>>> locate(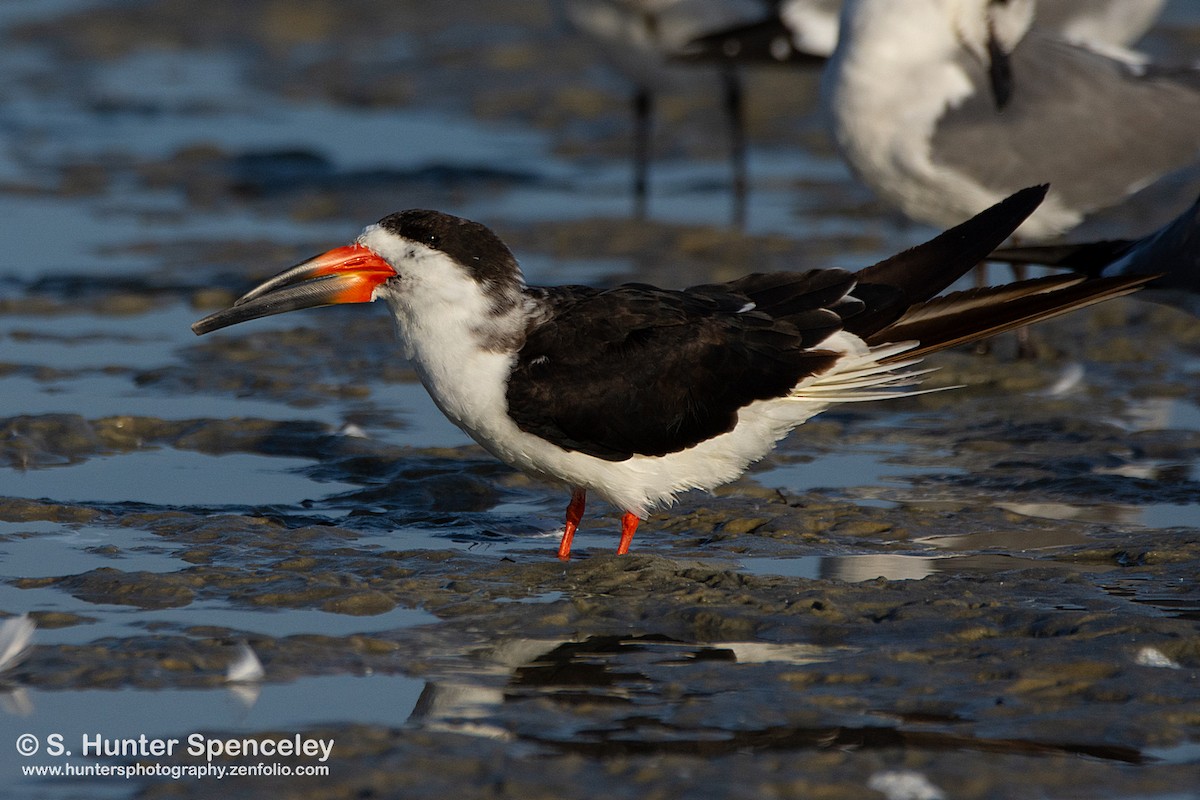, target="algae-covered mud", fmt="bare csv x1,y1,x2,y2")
1,2,1199,798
